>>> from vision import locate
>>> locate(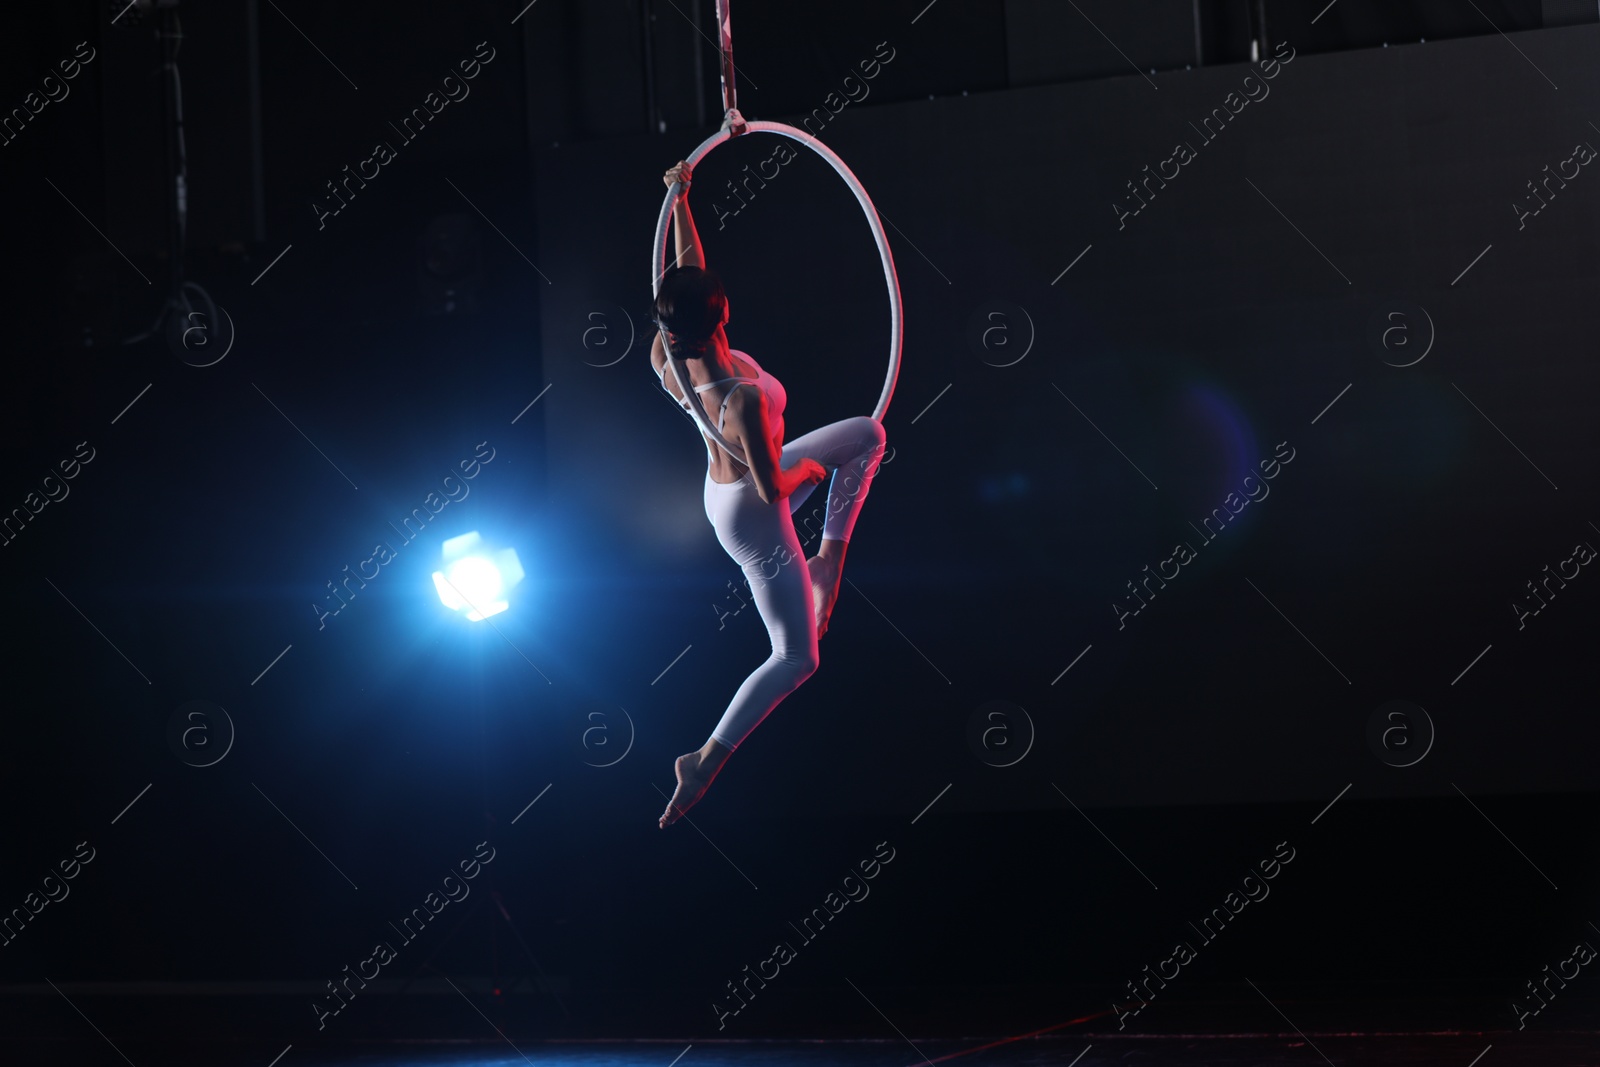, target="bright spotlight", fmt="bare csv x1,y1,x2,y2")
432,531,524,621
